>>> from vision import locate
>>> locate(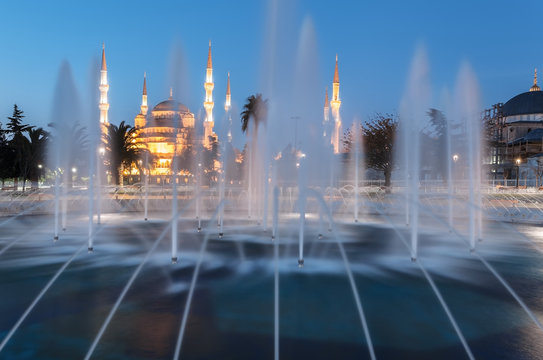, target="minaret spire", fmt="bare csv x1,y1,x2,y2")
99,43,110,135
333,54,339,84
330,54,342,153
207,40,213,70
204,41,215,148
225,72,231,112
531,68,541,92
140,72,148,116
101,43,107,71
